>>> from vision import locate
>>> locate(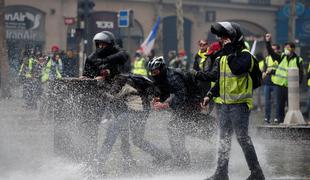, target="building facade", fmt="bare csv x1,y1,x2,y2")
5,0,287,74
